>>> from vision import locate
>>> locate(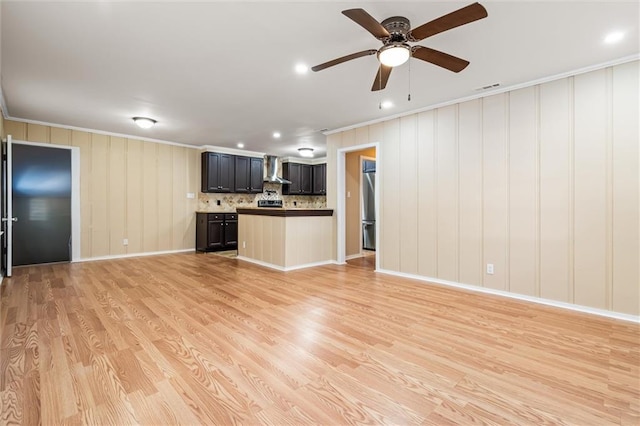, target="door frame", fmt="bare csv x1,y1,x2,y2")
12,140,81,262
336,142,380,270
